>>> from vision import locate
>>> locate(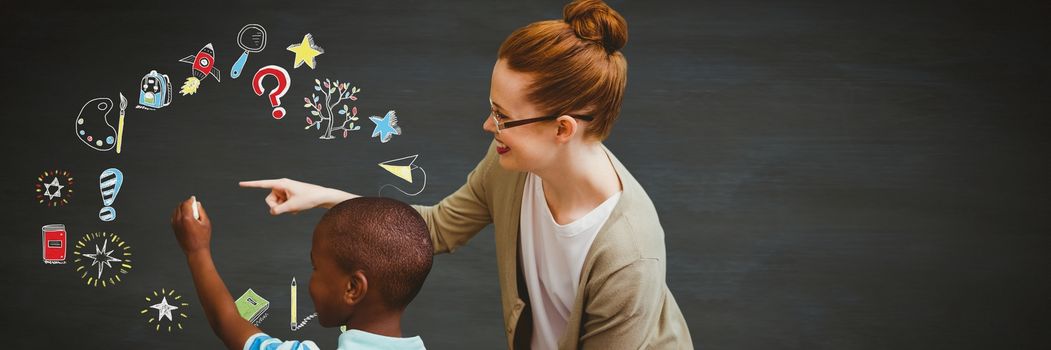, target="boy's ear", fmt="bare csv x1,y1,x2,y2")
344,270,368,306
